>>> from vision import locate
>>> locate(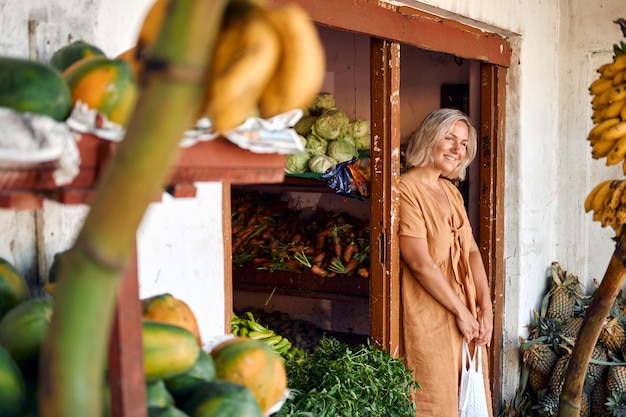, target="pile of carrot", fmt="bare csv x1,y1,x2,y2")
231,191,370,278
